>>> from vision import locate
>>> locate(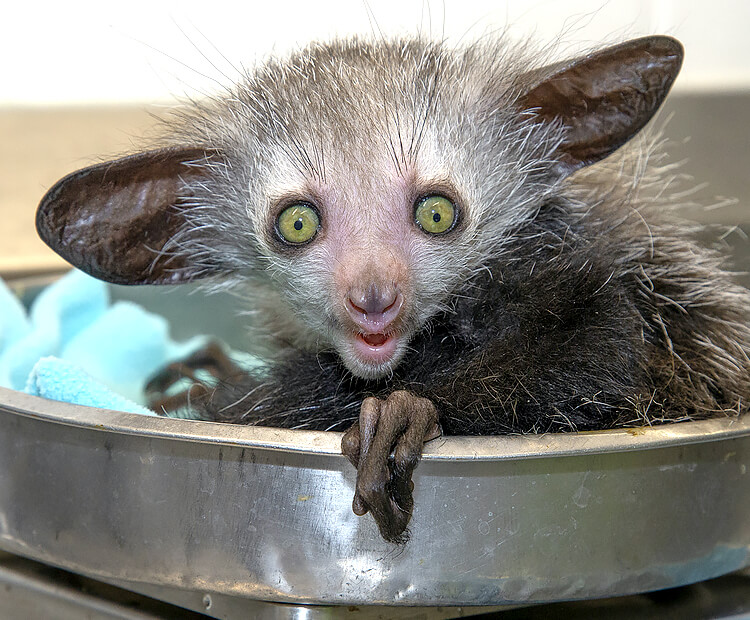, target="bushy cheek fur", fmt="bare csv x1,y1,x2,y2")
262,249,338,343
407,236,477,321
